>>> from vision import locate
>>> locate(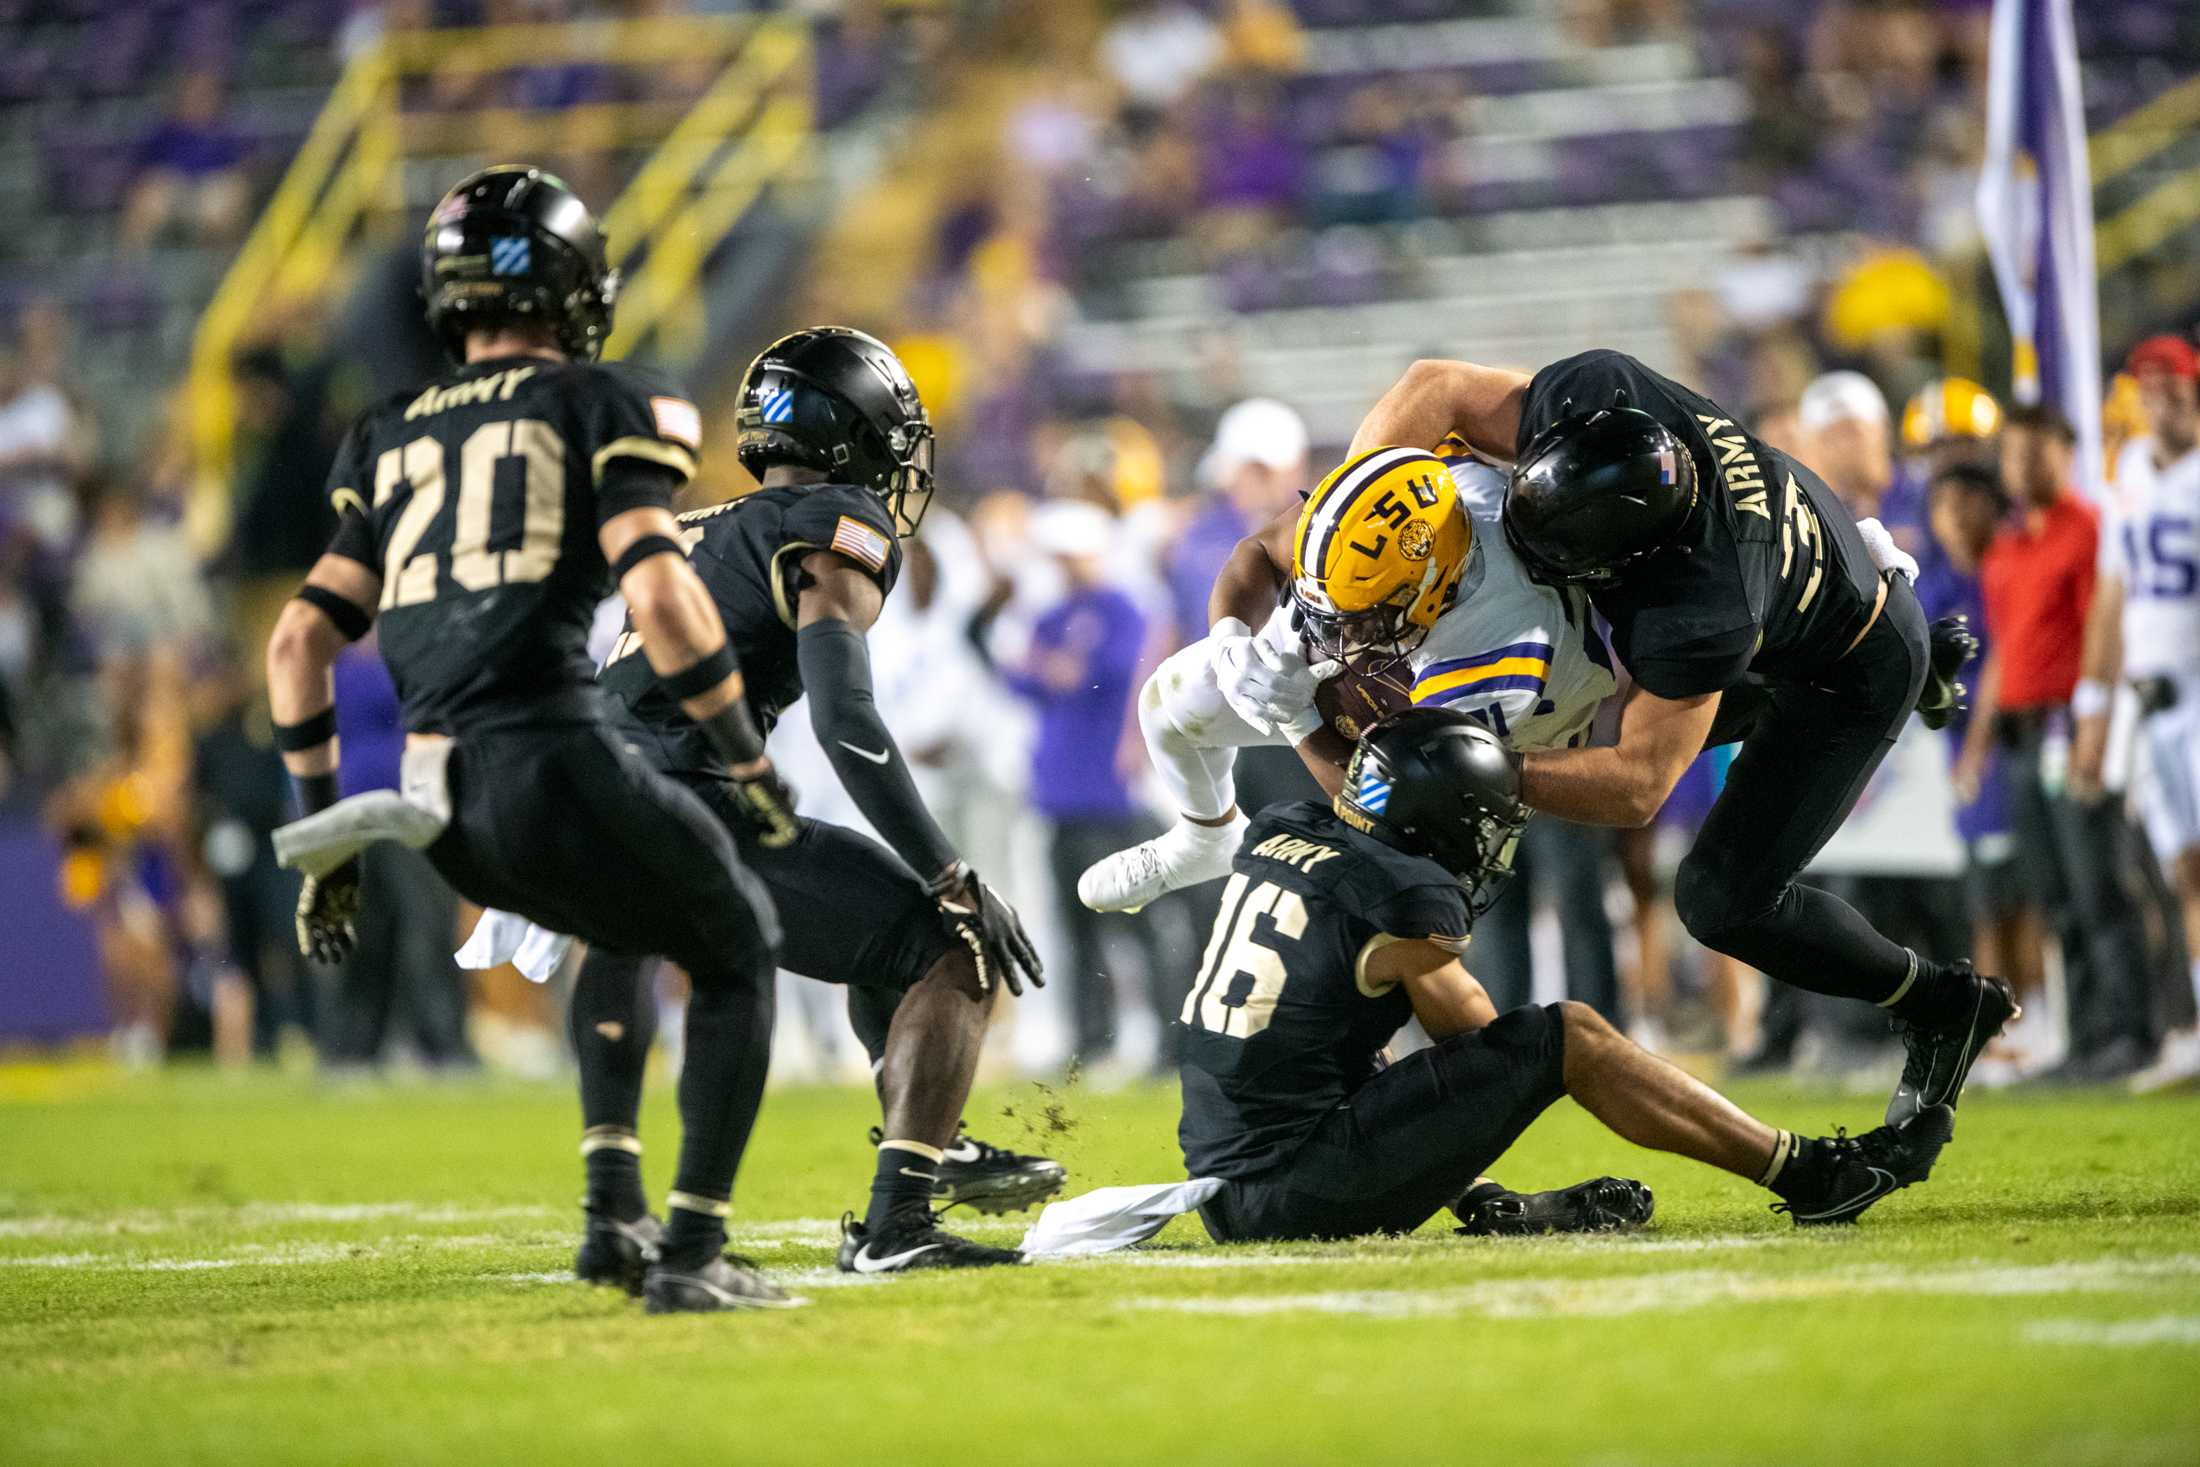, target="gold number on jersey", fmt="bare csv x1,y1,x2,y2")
1776,473,1825,615
1181,873,1310,1039
376,419,566,608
